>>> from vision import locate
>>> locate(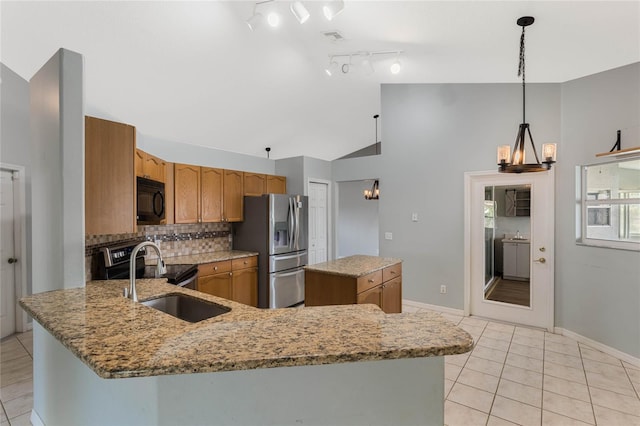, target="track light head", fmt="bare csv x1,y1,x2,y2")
325,59,339,76
323,0,345,21
290,1,310,24
246,12,263,31
267,11,280,27
390,55,402,74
